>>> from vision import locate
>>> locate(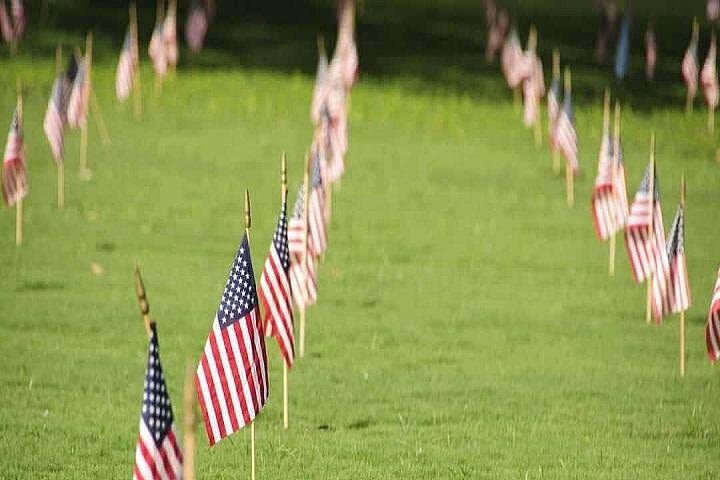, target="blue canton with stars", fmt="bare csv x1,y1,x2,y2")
218,233,258,327
273,201,290,272
142,323,174,446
